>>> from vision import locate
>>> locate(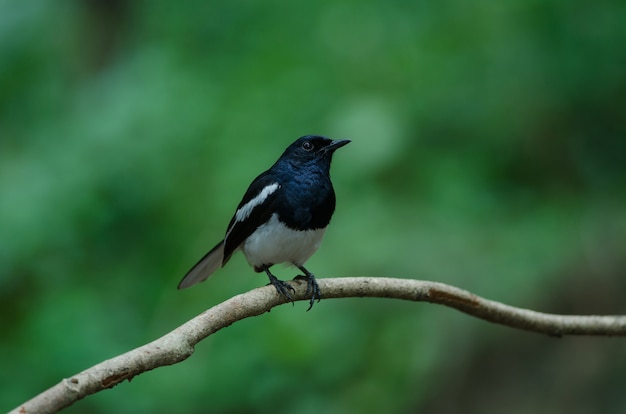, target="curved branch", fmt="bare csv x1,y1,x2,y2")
11,277,626,414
